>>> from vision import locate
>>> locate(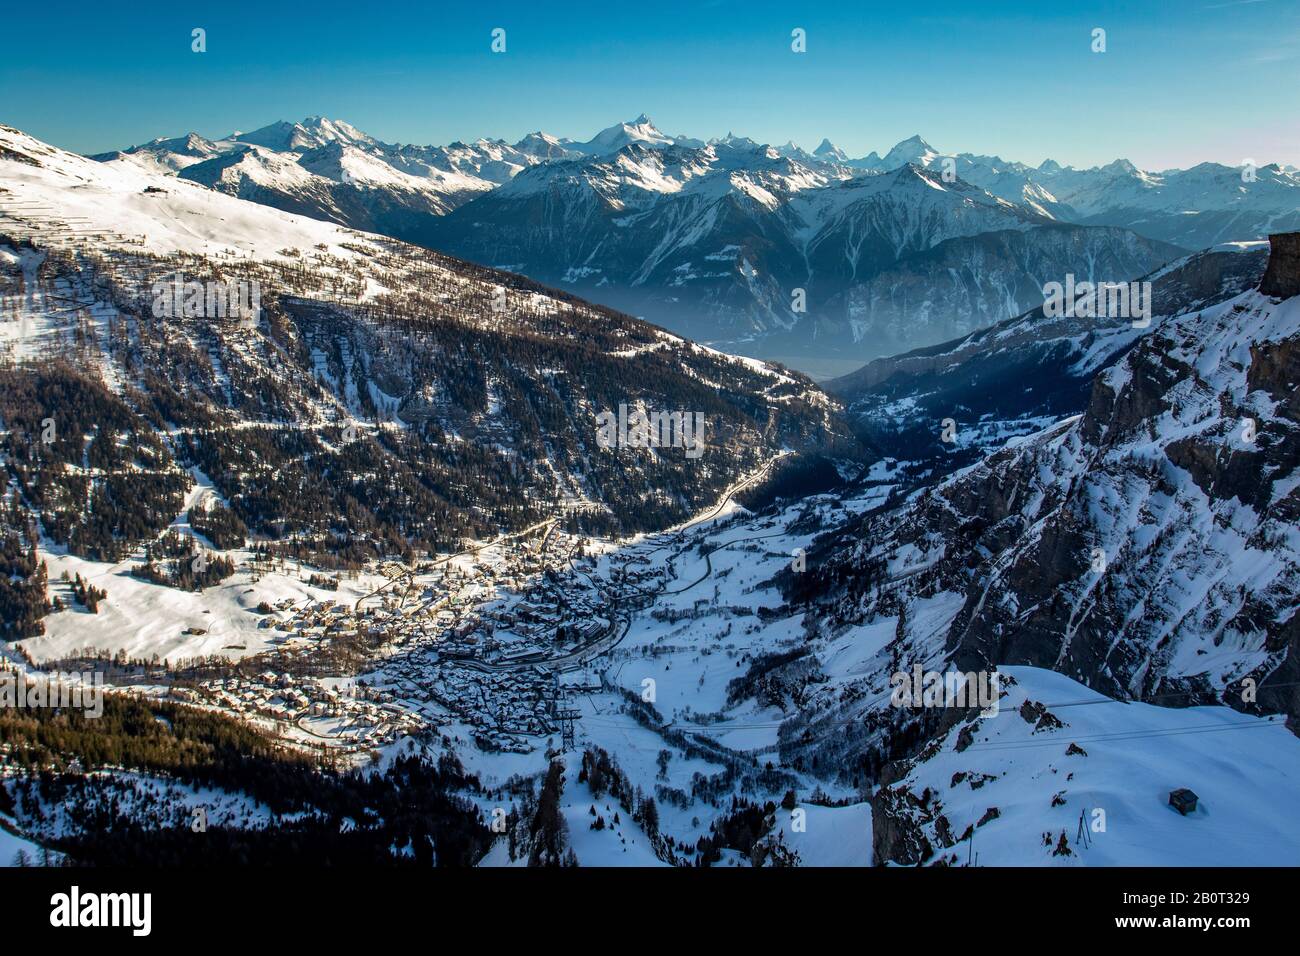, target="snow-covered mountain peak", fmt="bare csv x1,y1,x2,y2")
1099,157,1139,176
145,132,217,154
513,130,580,160
576,114,674,155
813,137,848,161
880,134,940,169
719,132,759,148
229,116,376,153
301,115,374,145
